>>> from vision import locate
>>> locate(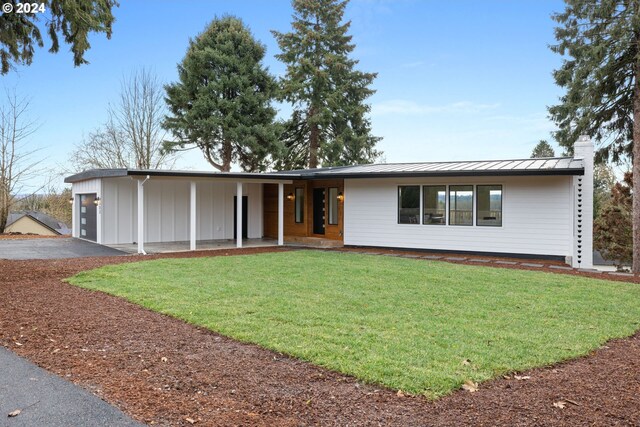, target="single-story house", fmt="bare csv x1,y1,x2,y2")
64,137,594,268
6,211,71,236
